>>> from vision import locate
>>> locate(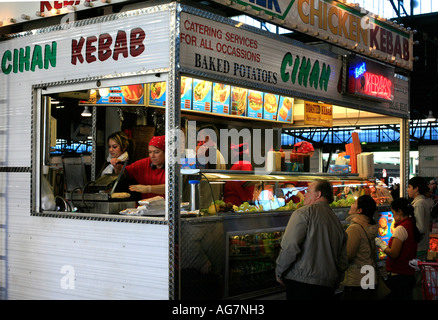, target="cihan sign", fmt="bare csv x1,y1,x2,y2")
213,0,414,70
